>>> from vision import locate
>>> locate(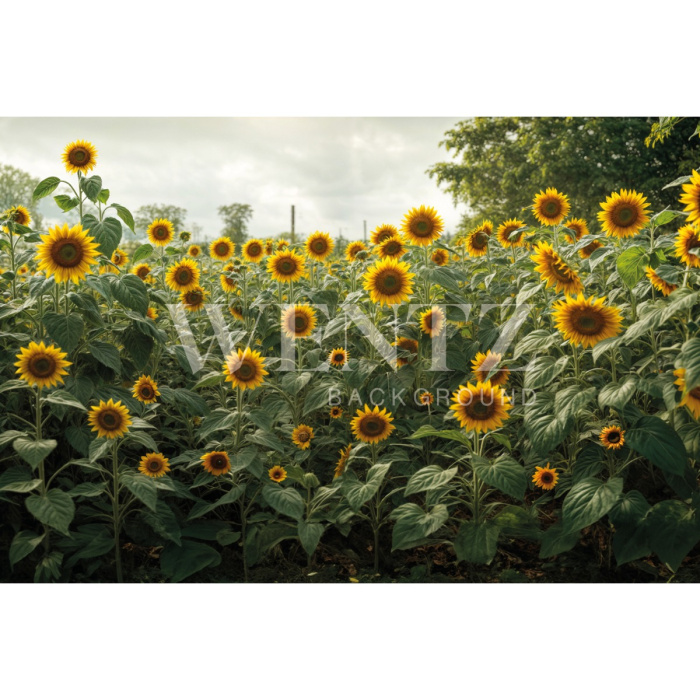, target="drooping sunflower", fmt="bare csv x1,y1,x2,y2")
87,399,132,439
222,347,268,391
180,231,191,242
532,188,570,226
330,406,343,419
645,266,677,296
229,302,244,322
3,205,32,228
598,189,650,238
563,217,589,244
532,464,558,490
220,270,237,293
552,294,623,348
267,249,306,282
450,381,511,434
673,224,700,268
395,336,419,367
496,218,527,248
132,263,152,280
419,391,434,406
333,444,353,479
419,306,445,338
345,241,367,262
281,304,317,339
674,368,700,419
187,244,202,258
201,451,231,476
350,404,395,444
600,425,626,450
210,237,235,261
61,140,98,174
376,235,407,259
400,205,444,246
680,169,700,224
578,239,603,259
363,257,414,306
111,248,128,268
132,375,160,404
180,286,207,312
265,239,275,255
465,228,490,257
269,465,287,483
138,452,170,478
146,307,158,320
471,350,510,386
35,223,100,284
276,239,289,250
242,239,265,263
531,241,584,295
328,347,349,367
370,224,399,245
166,259,200,292
306,231,334,261
15,341,71,389
291,424,315,450
431,248,449,266
147,219,175,247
